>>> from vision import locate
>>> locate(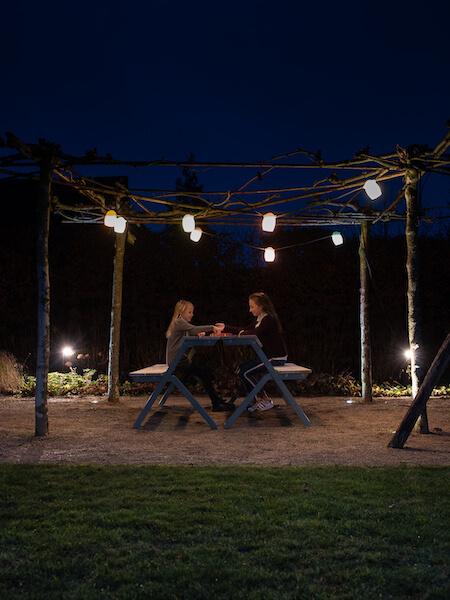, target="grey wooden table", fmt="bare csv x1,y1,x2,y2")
129,335,311,429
